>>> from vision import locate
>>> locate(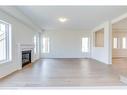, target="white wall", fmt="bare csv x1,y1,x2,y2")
41,30,91,58
0,9,41,78
91,22,112,64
